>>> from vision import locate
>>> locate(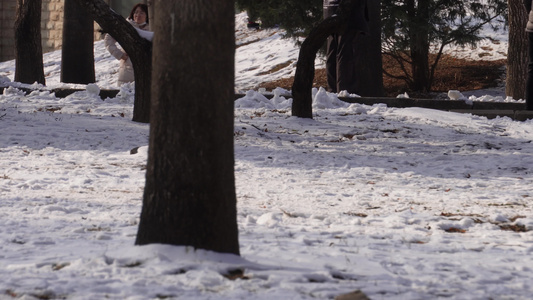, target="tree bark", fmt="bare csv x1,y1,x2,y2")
74,0,152,123
292,0,363,118
136,0,240,255
407,0,430,92
507,0,528,100
353,0,383,97
61,0,95,84
14,0,45,85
